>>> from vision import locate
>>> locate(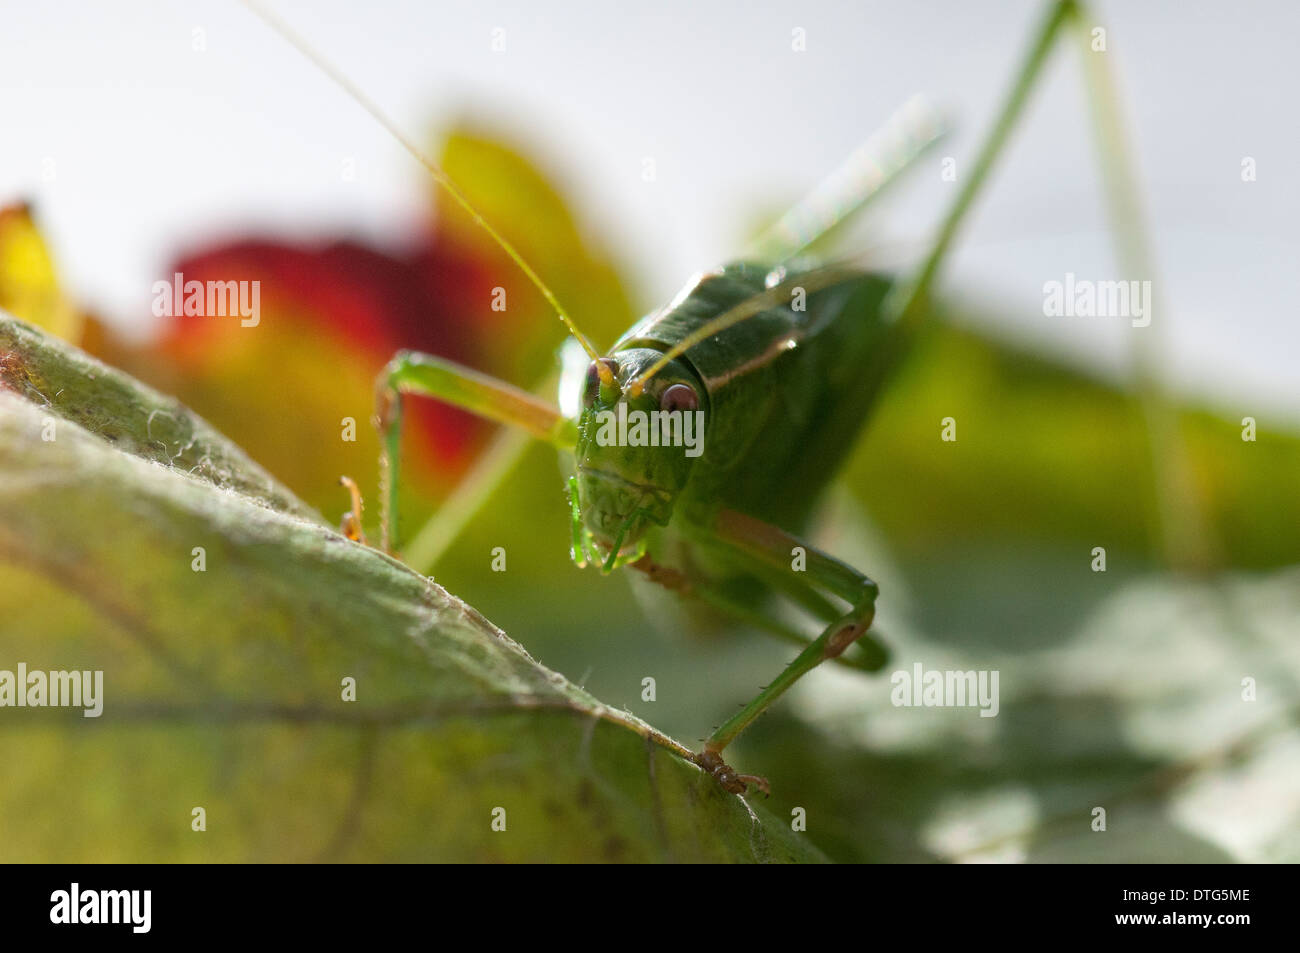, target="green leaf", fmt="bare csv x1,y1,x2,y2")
847,322,1300,570
0,313,315,521
0,310,821,862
